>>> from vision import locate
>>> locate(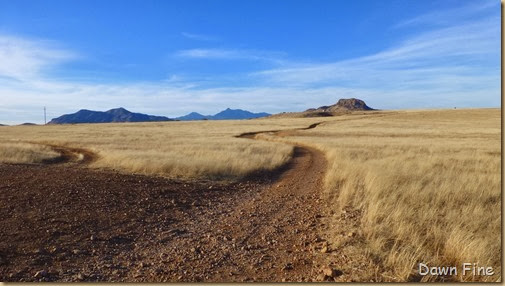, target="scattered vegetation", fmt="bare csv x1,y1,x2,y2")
0,142,59,164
